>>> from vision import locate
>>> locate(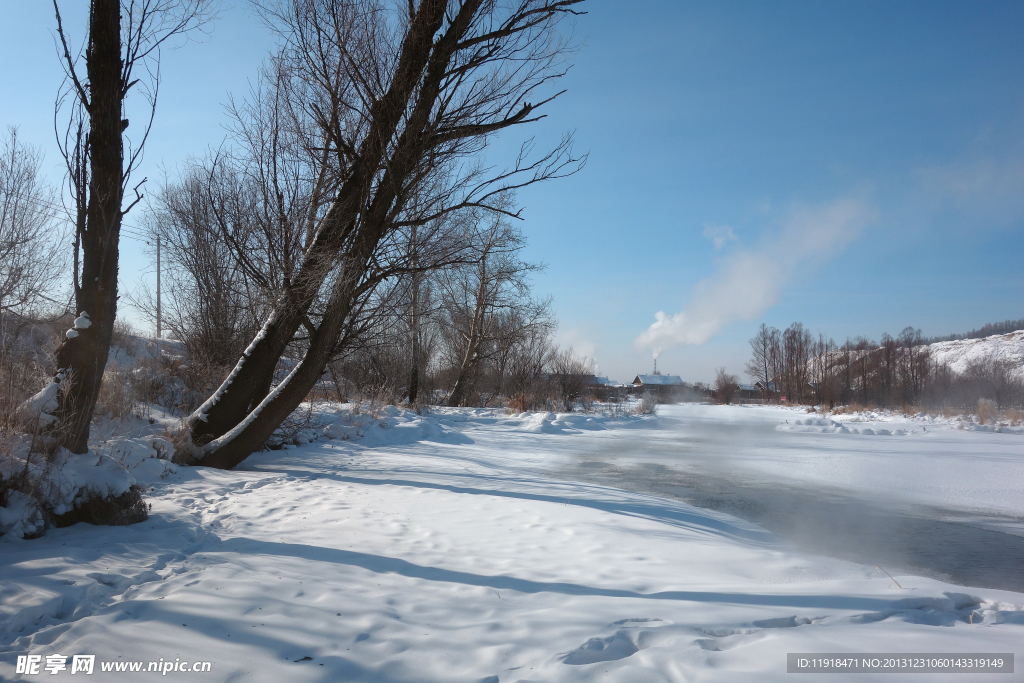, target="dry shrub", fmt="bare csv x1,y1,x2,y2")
977,398,996,424
635,391,658,415
305,379,339,403
174,357,232,415
127,350,232,417
264,400,319,449
941,406,958,419
94,362,136,420
1001,408,1023,426
833,402,871,415
508,395,531,412
110,319,140,356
